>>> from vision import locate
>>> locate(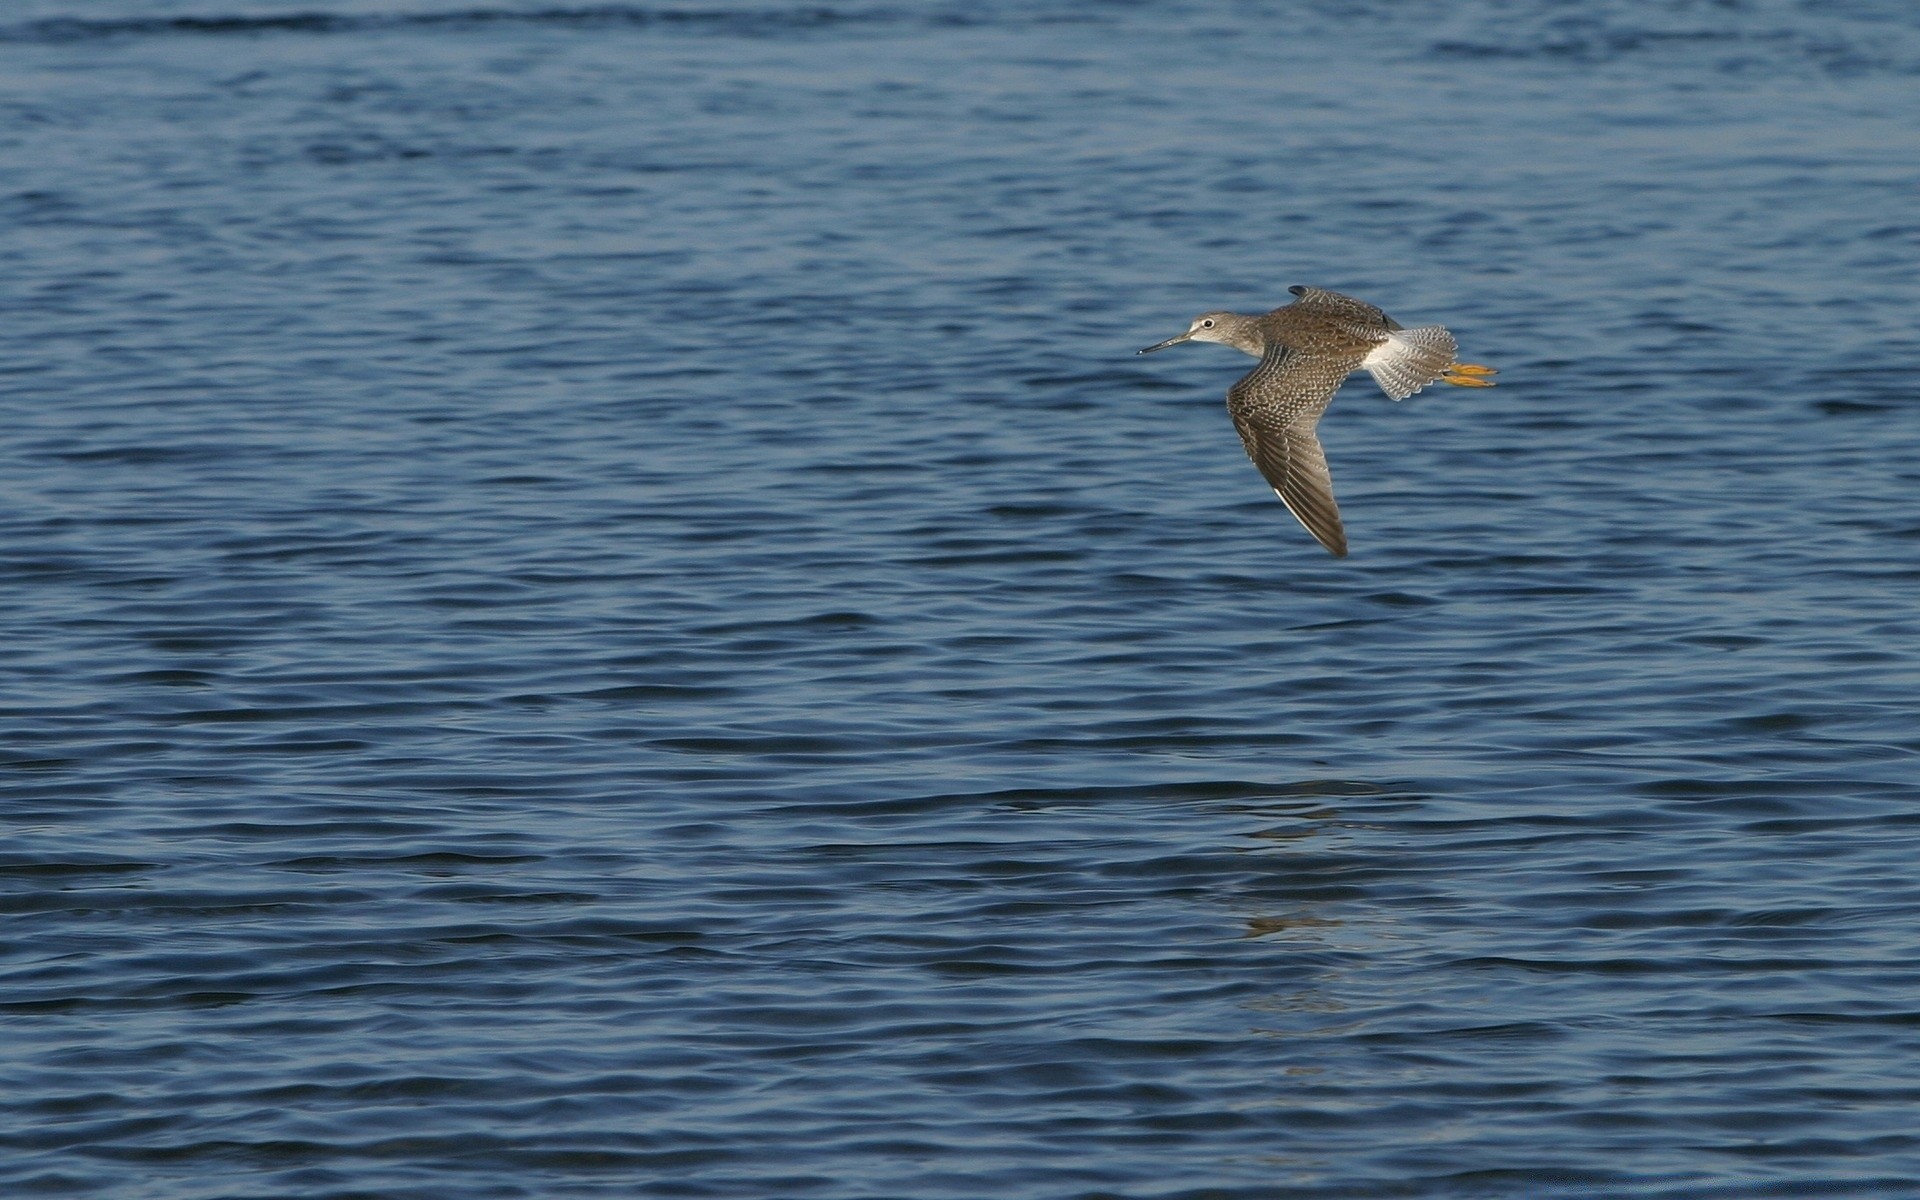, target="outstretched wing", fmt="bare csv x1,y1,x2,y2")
1285,285,1402,332
1230,409,1347,557
1225,343,1355,557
